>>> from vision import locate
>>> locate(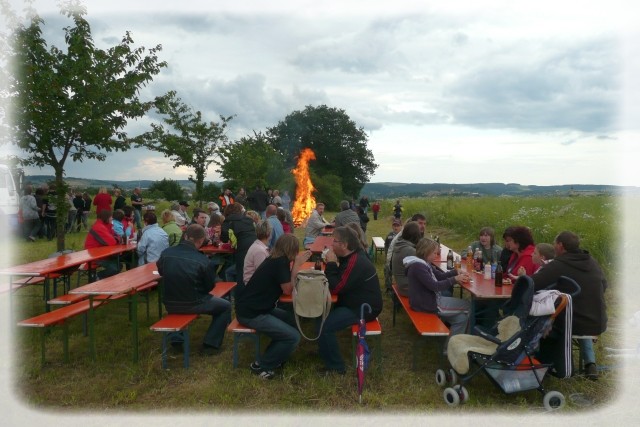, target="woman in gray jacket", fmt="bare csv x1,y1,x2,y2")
391,221,422,296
